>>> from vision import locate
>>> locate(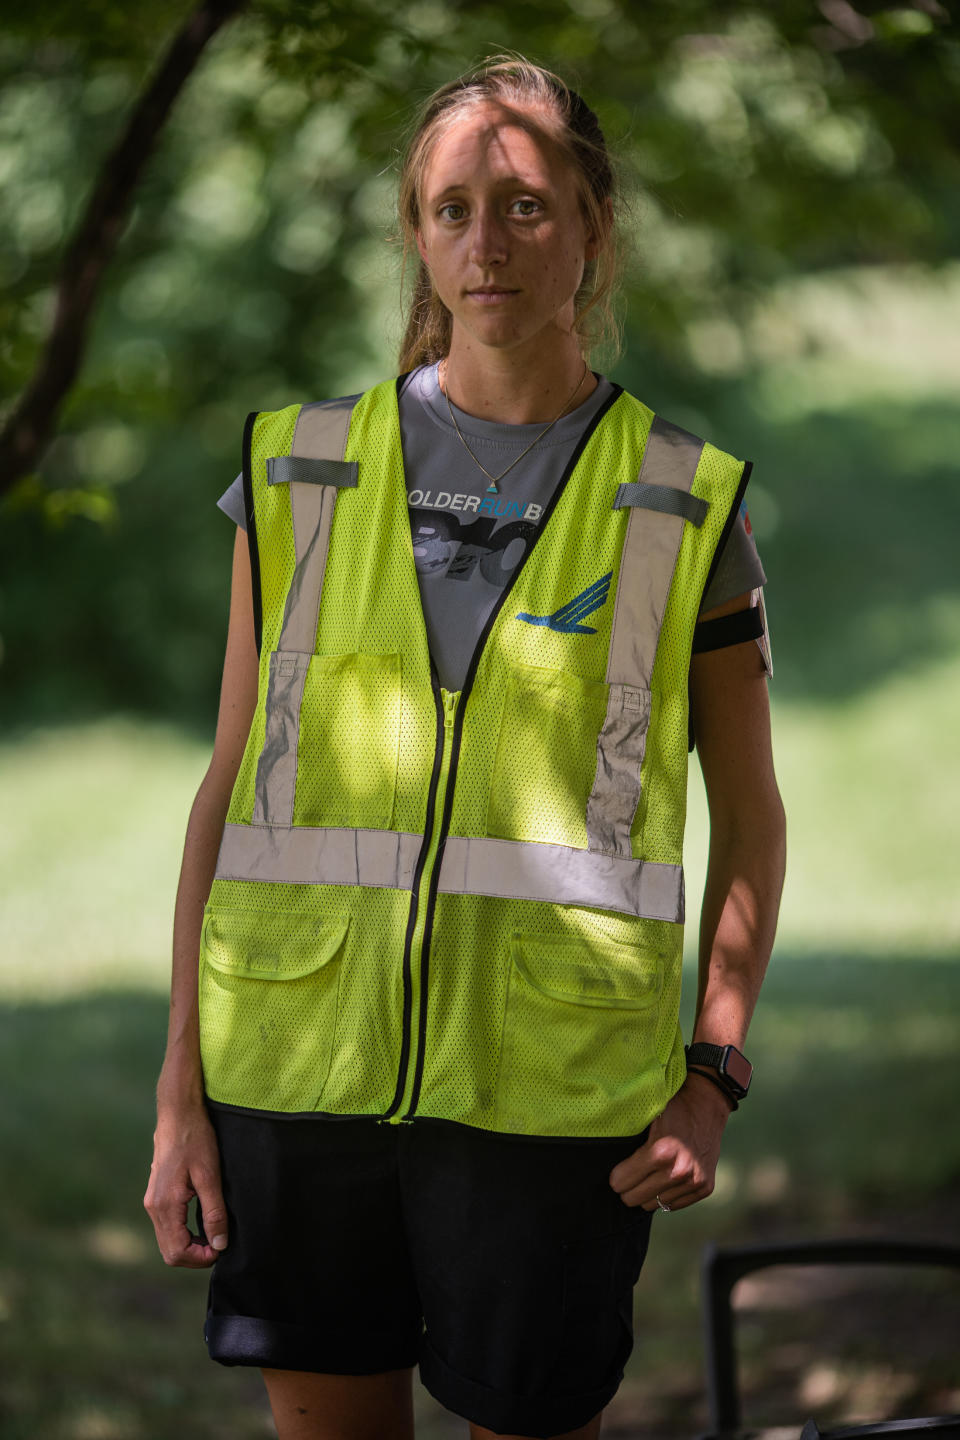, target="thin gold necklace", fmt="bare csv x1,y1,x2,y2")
438,358,589,493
